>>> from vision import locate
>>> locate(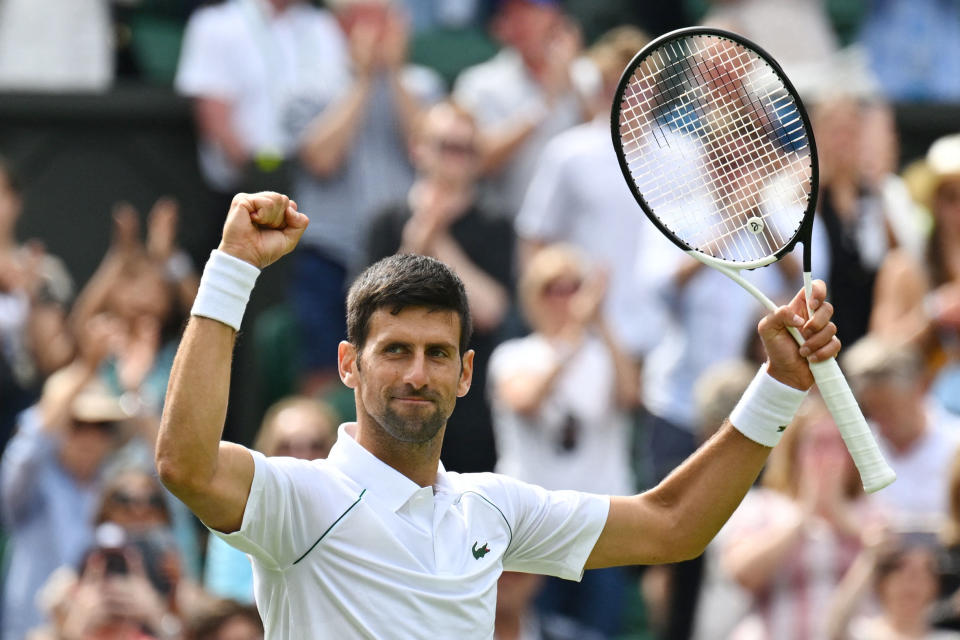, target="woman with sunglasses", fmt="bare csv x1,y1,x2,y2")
487,243,639,639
